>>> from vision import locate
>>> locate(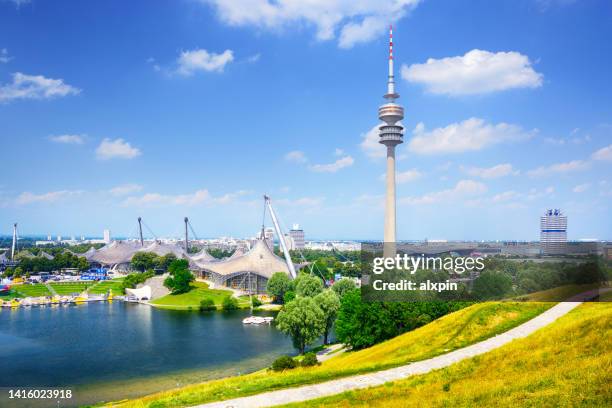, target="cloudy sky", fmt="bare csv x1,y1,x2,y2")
1,0,611,241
